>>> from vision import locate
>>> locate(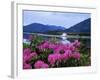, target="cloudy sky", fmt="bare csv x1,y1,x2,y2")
23,10,90,29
